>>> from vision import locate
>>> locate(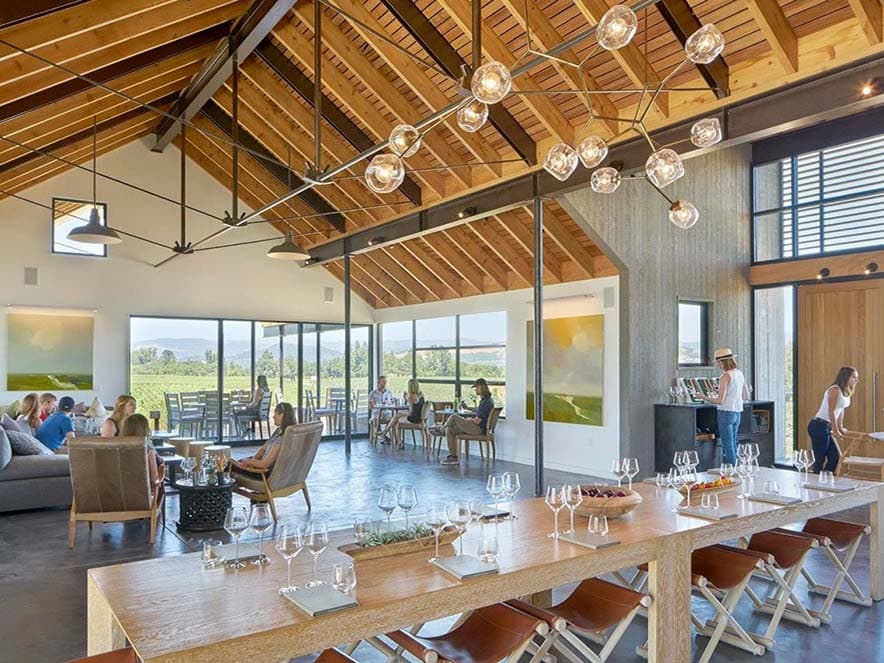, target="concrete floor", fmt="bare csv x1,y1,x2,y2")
1,439,882,662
